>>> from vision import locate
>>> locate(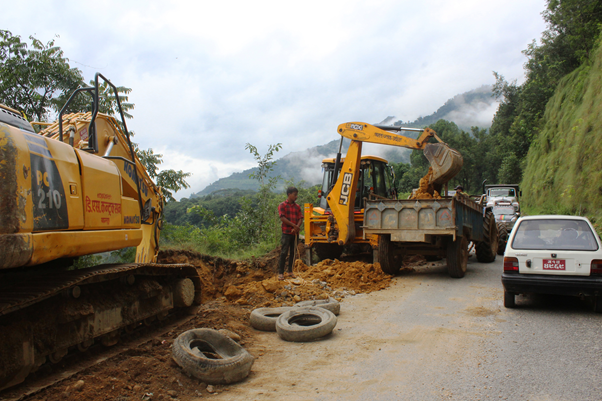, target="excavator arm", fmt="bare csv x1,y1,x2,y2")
326,122,463,246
